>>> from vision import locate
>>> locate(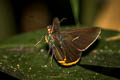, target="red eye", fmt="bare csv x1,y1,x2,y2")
47,28,50,32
